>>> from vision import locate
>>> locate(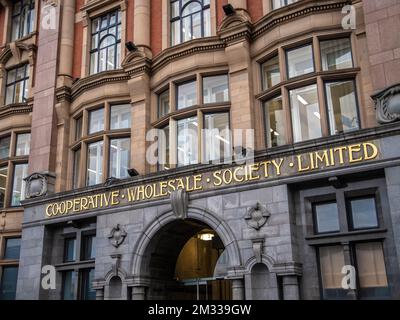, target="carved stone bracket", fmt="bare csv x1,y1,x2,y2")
170,189,189,220
24,172,55,199
108,224,127,248
110,253,122,276
252,238,264,263
372,83,400,124
245,202,271,230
